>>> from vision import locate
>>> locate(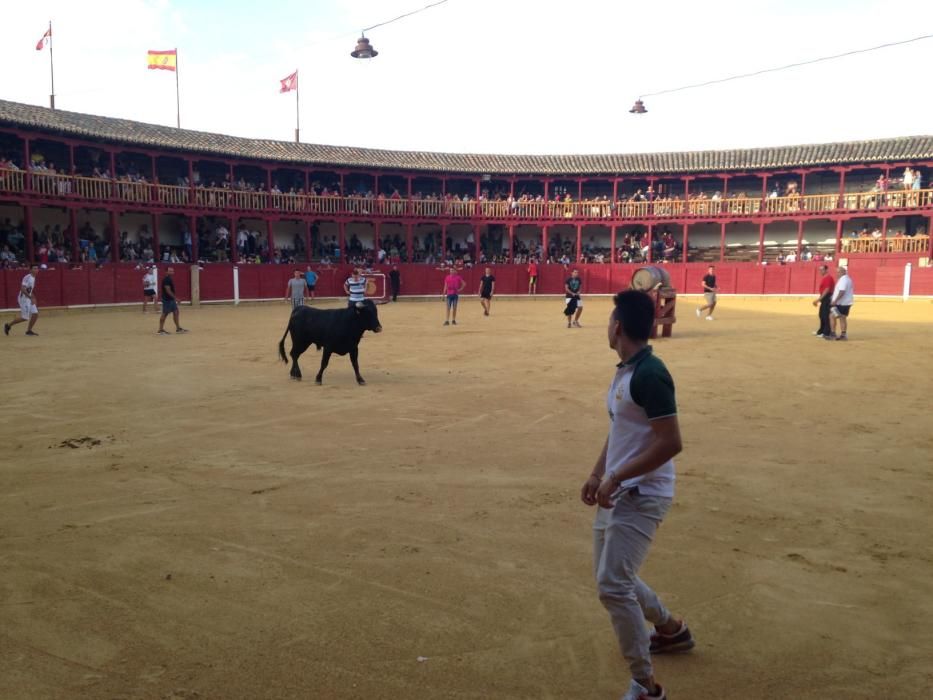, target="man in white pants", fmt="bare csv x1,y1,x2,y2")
5,264,40,336
581,290,694,700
